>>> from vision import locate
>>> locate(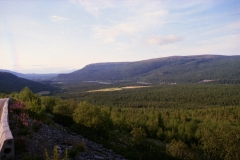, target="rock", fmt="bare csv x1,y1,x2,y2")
56,145,61,150
78,156,85,160
93,155,104,159
14,122,126,160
